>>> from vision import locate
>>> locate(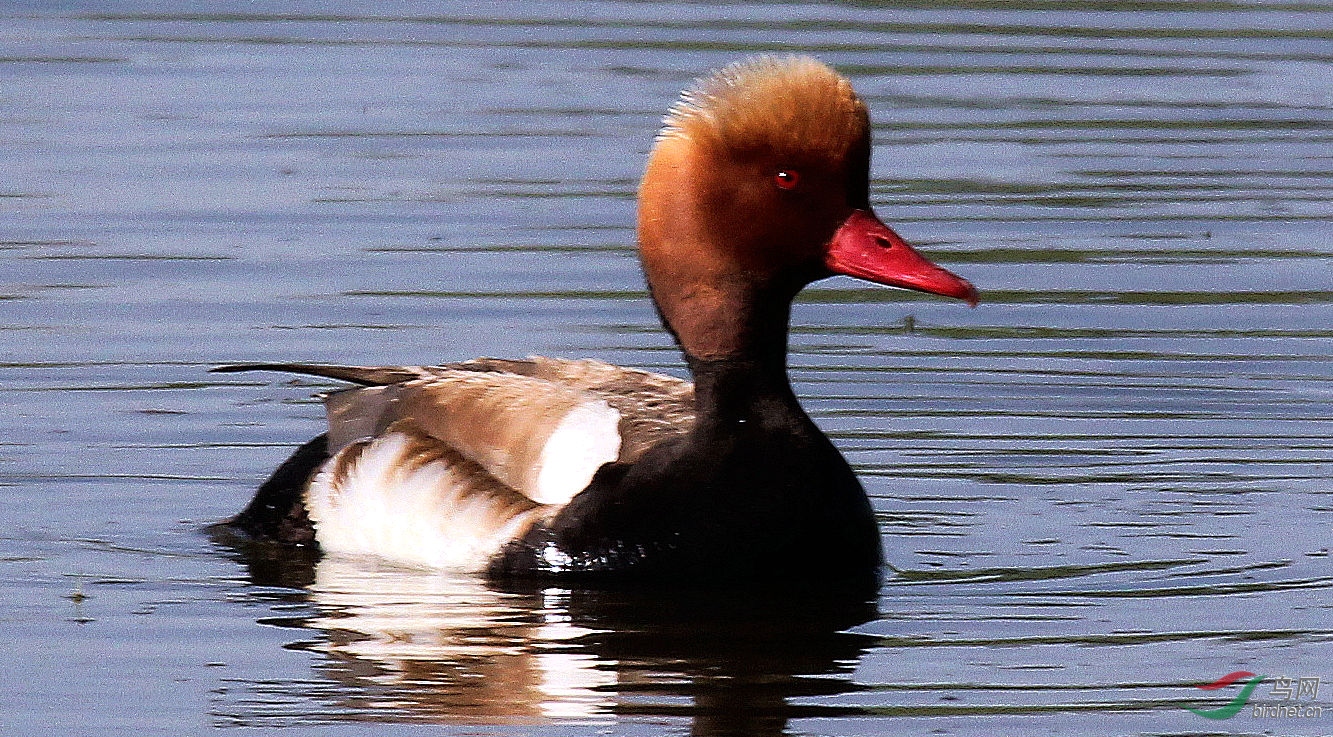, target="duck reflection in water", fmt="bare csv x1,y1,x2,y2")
215,541,878,735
